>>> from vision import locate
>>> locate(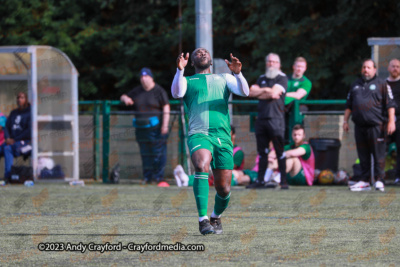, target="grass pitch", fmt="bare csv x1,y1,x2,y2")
0,182,399,266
